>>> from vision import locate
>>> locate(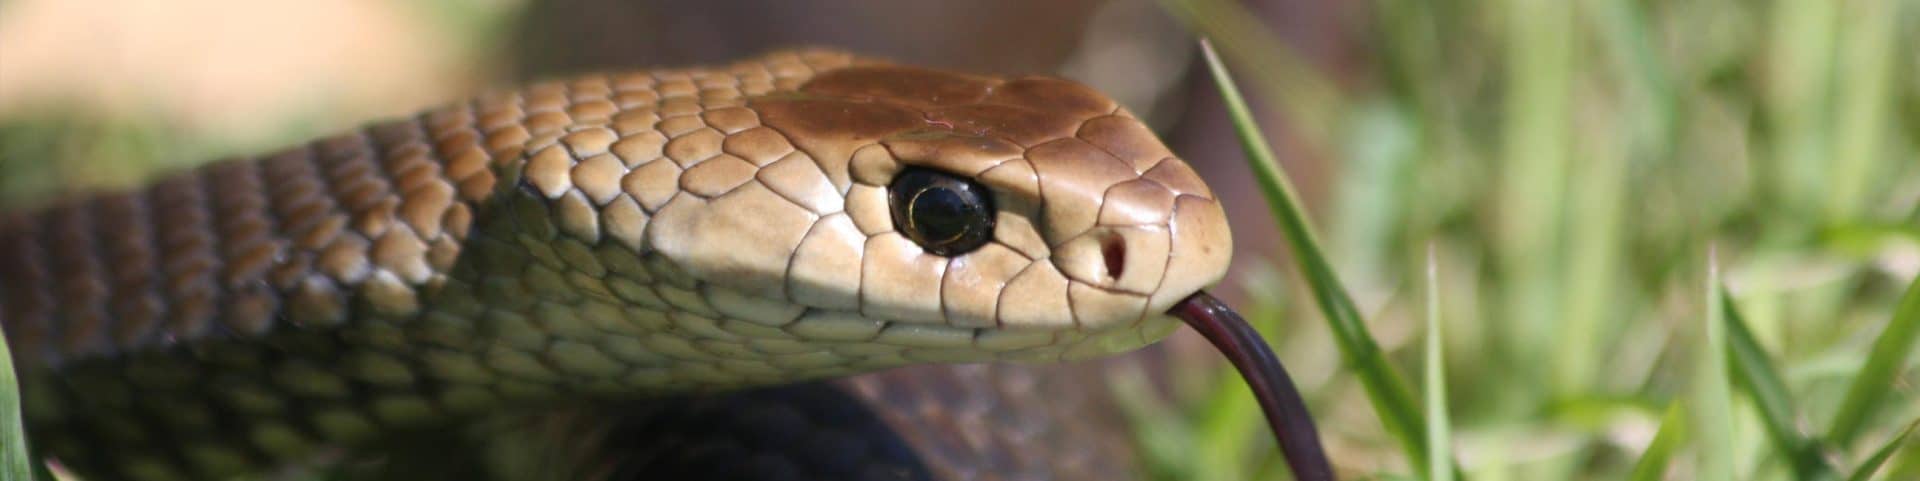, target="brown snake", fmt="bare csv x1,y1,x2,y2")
0,49,1323,481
